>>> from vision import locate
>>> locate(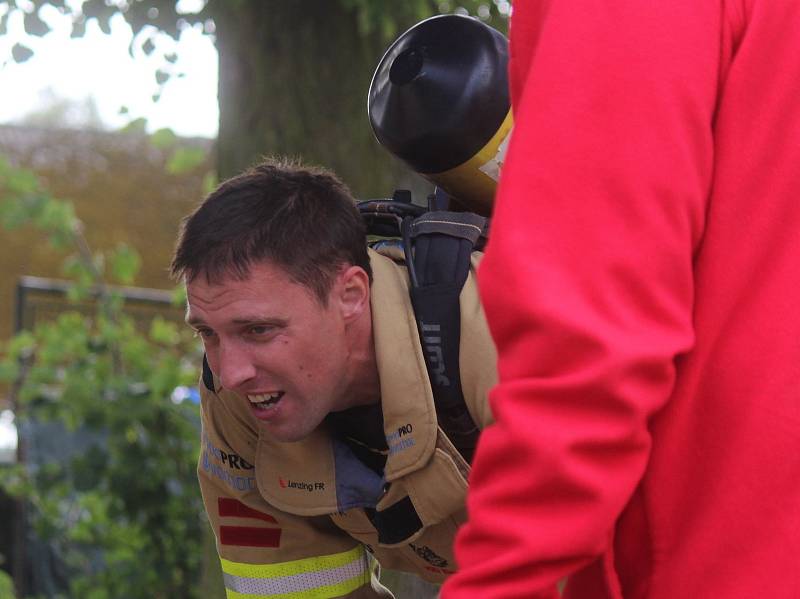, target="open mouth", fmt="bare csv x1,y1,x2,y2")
248,391,285,411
